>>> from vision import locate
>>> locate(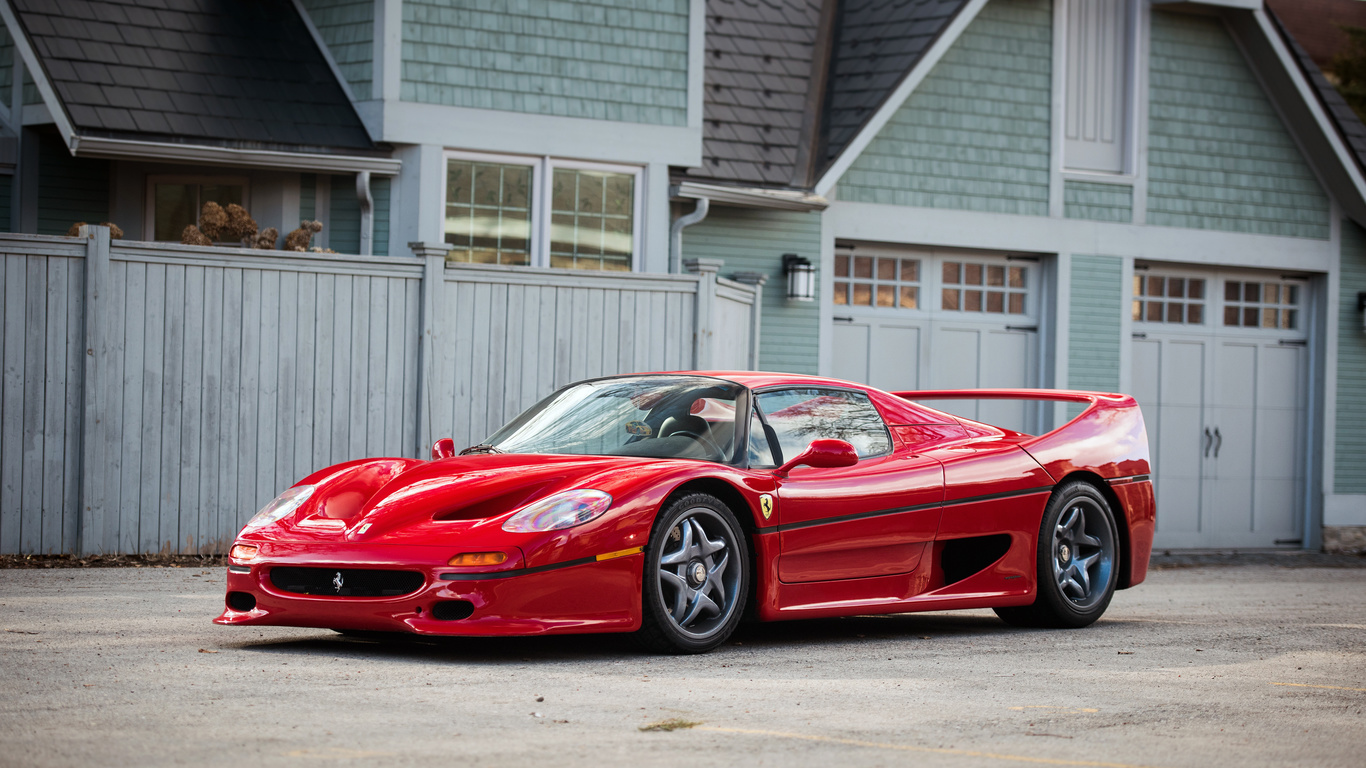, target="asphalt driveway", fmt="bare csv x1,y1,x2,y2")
1,561,1363,767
